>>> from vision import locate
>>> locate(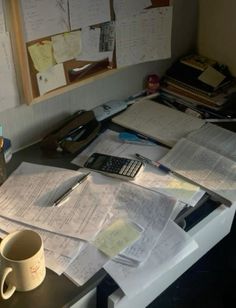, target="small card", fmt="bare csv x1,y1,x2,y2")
198,66,225,88
36,63,66,96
